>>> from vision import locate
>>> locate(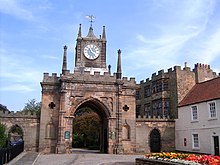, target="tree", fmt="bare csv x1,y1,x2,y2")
0,122,8,148
72,108,101,149
21,99,41,117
